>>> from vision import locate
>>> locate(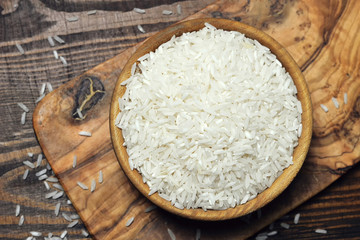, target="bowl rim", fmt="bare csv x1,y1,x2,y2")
110,18,313,221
